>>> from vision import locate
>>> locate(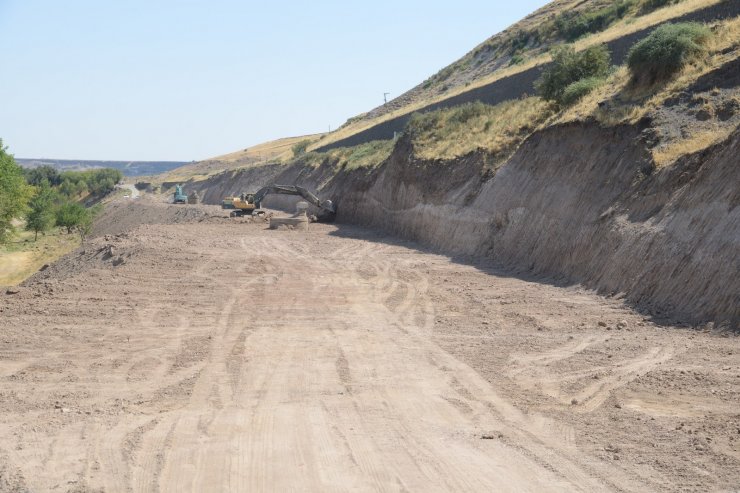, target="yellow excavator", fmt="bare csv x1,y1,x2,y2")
222,185,335,220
